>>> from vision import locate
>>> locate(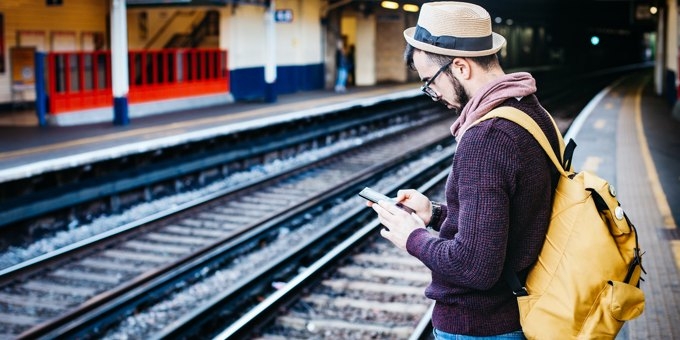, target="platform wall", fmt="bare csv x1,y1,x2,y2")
0,0,325,108
0,0,108,105
336,6,412,87
226,0,324,100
